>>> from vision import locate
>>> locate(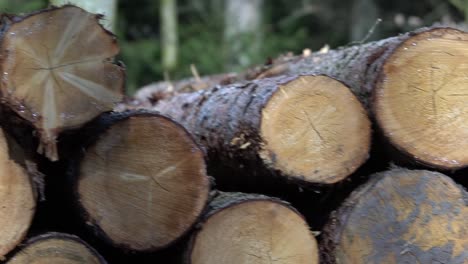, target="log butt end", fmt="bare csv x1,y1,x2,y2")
322,168,468,263
188,193,319,264
259,75,371,185
7,232,106,264
75,112,210,251
374,27,468,170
